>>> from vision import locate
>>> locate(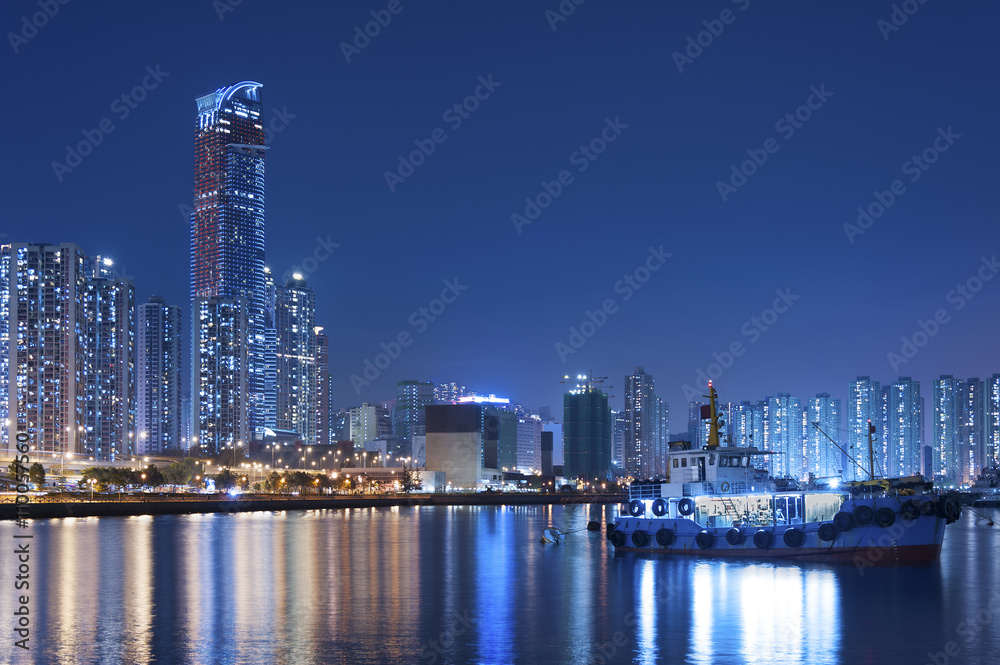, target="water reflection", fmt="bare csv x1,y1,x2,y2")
0,506,994,665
